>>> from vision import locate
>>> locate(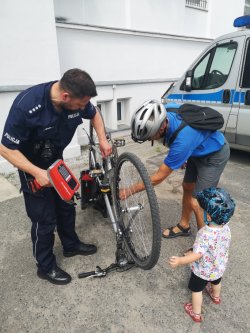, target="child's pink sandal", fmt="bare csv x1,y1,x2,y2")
205,284,221,304
184,303,203,323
